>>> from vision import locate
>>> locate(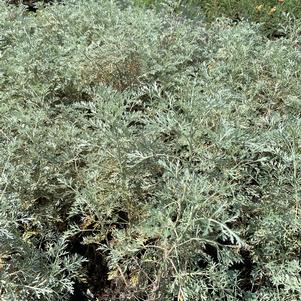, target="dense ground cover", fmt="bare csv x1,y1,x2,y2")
1,0,301,300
